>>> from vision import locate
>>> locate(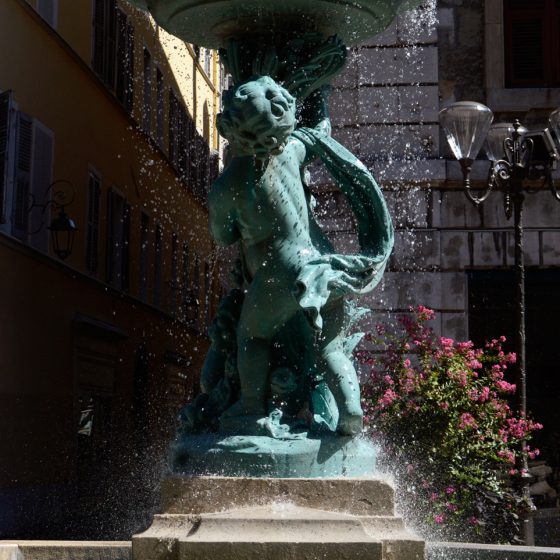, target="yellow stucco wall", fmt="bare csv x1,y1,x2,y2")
0,1,223,535
0,0,219,298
